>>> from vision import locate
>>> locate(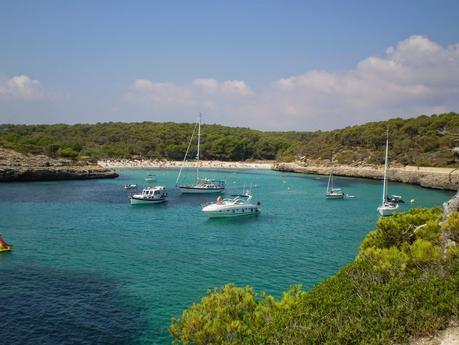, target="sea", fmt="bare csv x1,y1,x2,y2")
0,168,454,344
